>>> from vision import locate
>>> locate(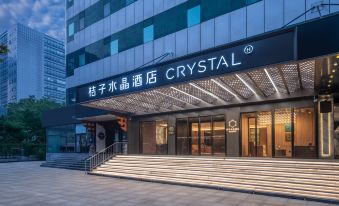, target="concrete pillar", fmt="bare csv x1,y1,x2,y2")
318,95,334,159
225,107,240,157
